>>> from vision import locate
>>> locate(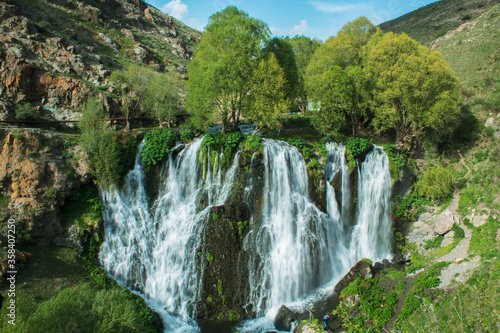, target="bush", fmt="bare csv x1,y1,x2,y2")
15,103,40,120
344,137,370,158
79,98,122,189
179,130,194,142
141,128,178,169
19,284,156,333
415,164,455,201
